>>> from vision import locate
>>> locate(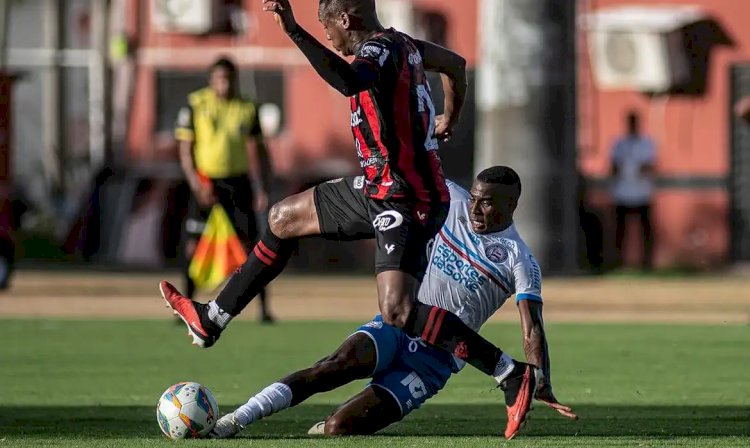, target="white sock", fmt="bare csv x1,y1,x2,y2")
207,301,232,329
234,382,293,427
493,353,516,384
